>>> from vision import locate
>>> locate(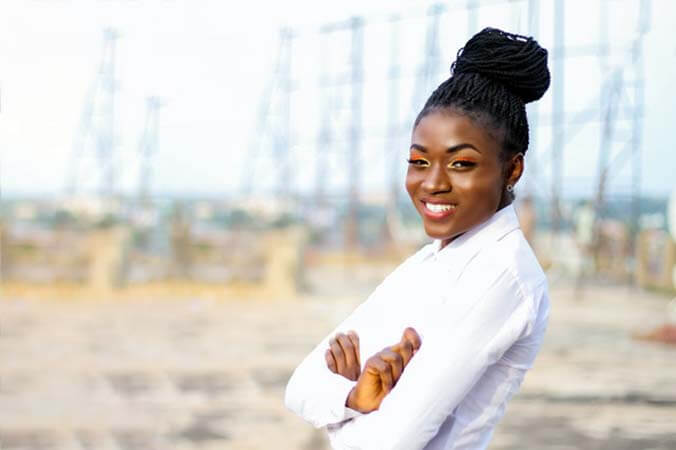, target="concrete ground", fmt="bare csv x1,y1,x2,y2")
1,278,675,449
